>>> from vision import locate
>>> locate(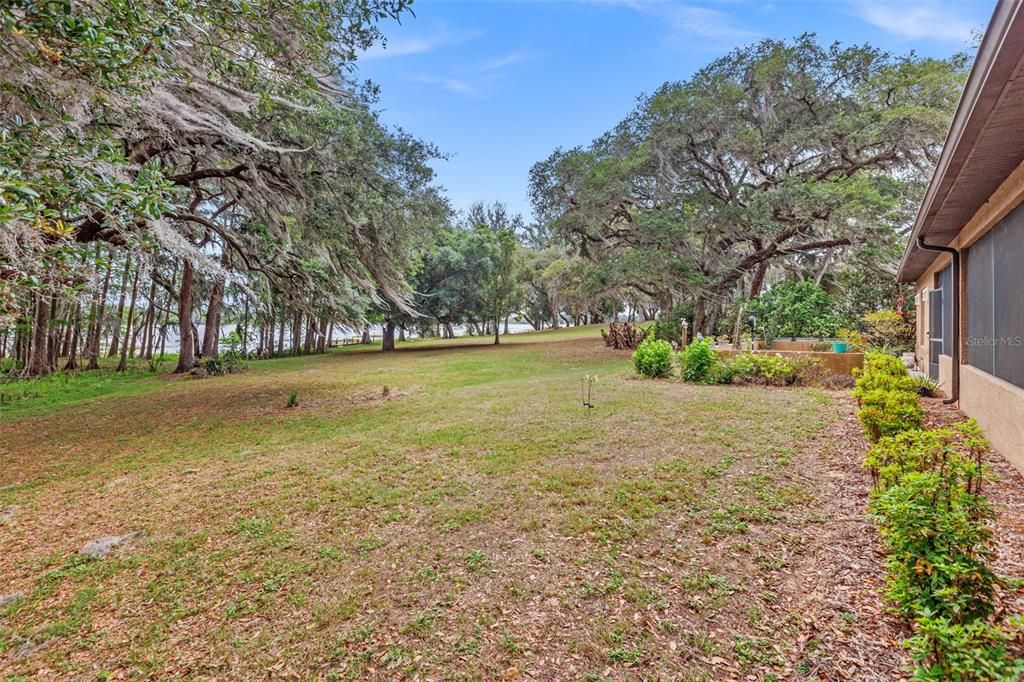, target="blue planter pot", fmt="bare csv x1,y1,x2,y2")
832,341,848,354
